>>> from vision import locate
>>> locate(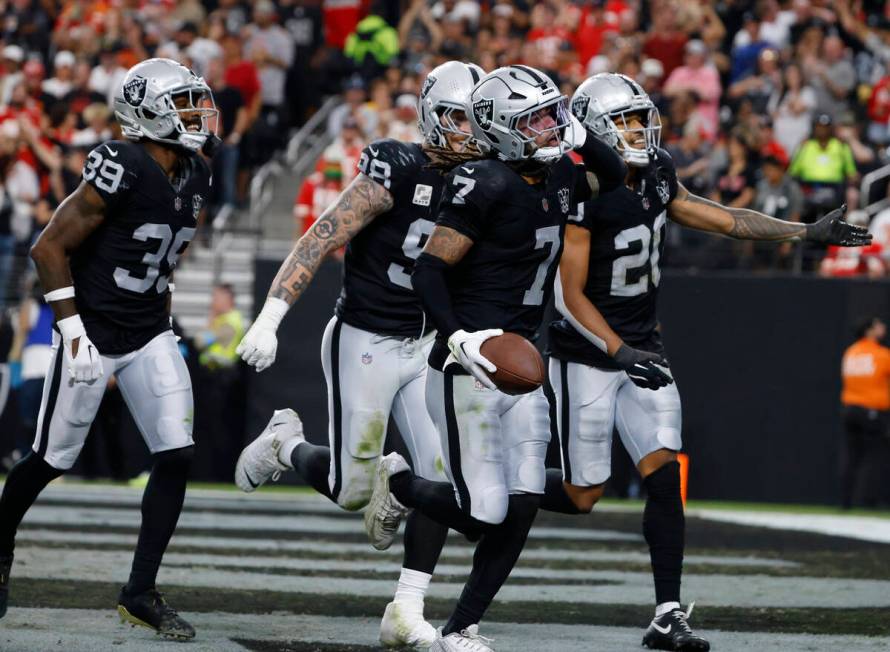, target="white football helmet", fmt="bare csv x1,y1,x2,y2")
468,65,570,165
418,60,484,151
113,58,218,152
571,72,661,167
